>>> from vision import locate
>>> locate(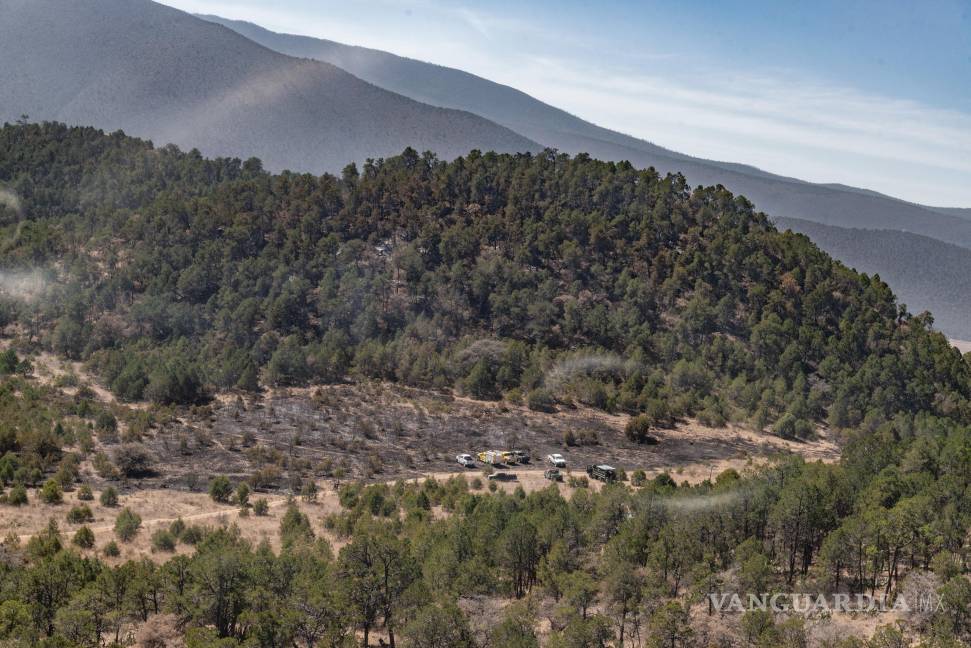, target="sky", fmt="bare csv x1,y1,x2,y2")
158,0,971,207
